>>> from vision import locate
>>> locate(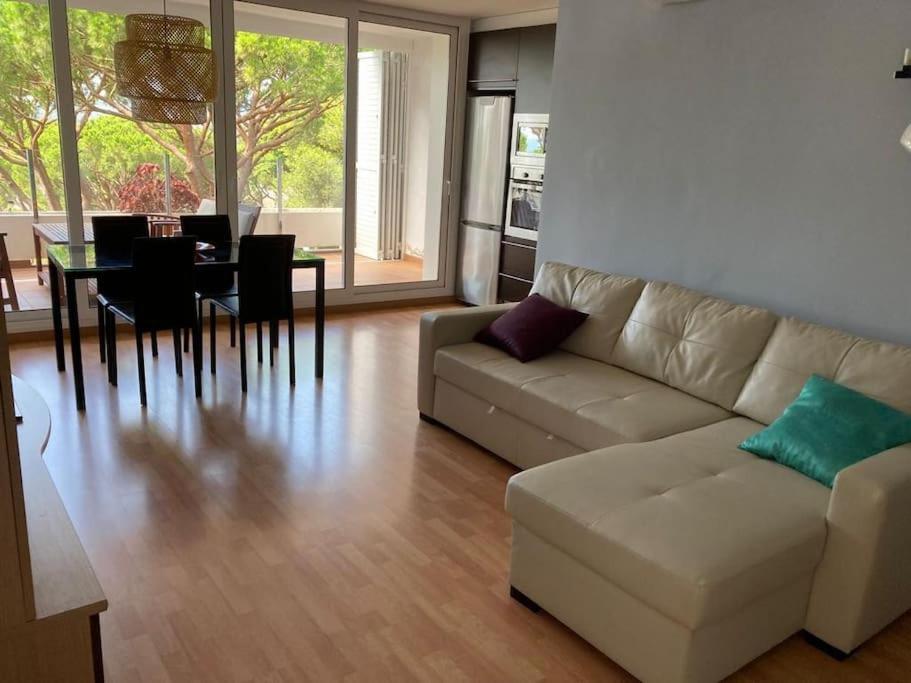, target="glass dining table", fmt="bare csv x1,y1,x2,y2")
45,242,325,411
